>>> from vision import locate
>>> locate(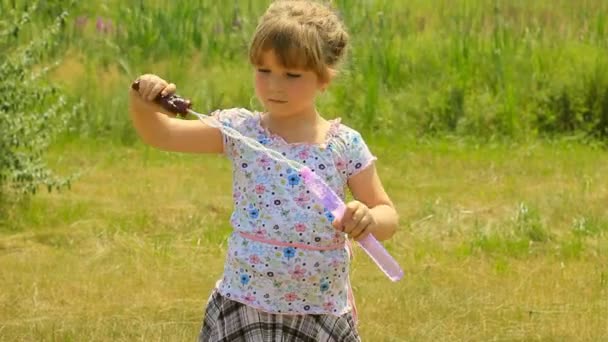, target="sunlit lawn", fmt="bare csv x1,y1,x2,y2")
1,137,606,341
